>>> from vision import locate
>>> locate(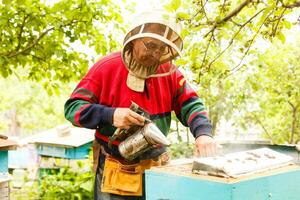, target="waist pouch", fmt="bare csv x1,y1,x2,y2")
101,156,160,196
